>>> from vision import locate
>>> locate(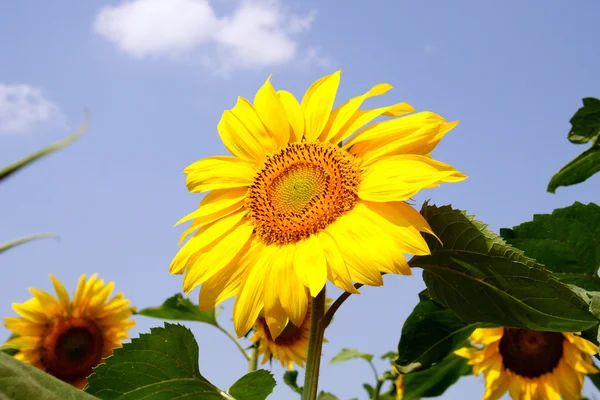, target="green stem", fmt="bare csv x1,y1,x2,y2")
218,326,250,361
302,289,326,400
248,342,259,372
367,360,382,400
372,379,384,400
